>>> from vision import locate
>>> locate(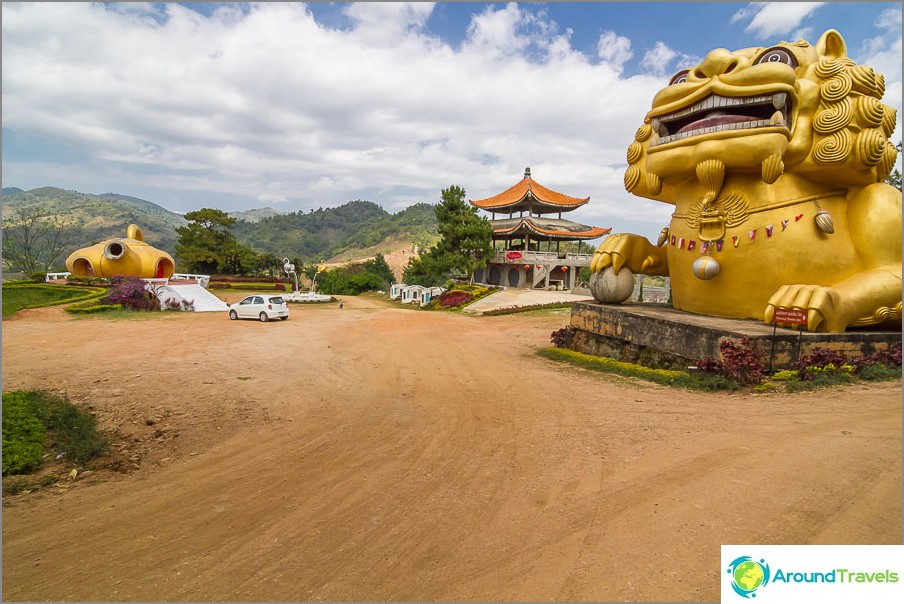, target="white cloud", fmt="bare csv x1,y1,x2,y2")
342,2,435,44
463,2,531,56
638,42,697,77
597,30,633,72
731,2,825,39
640,42,676,76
